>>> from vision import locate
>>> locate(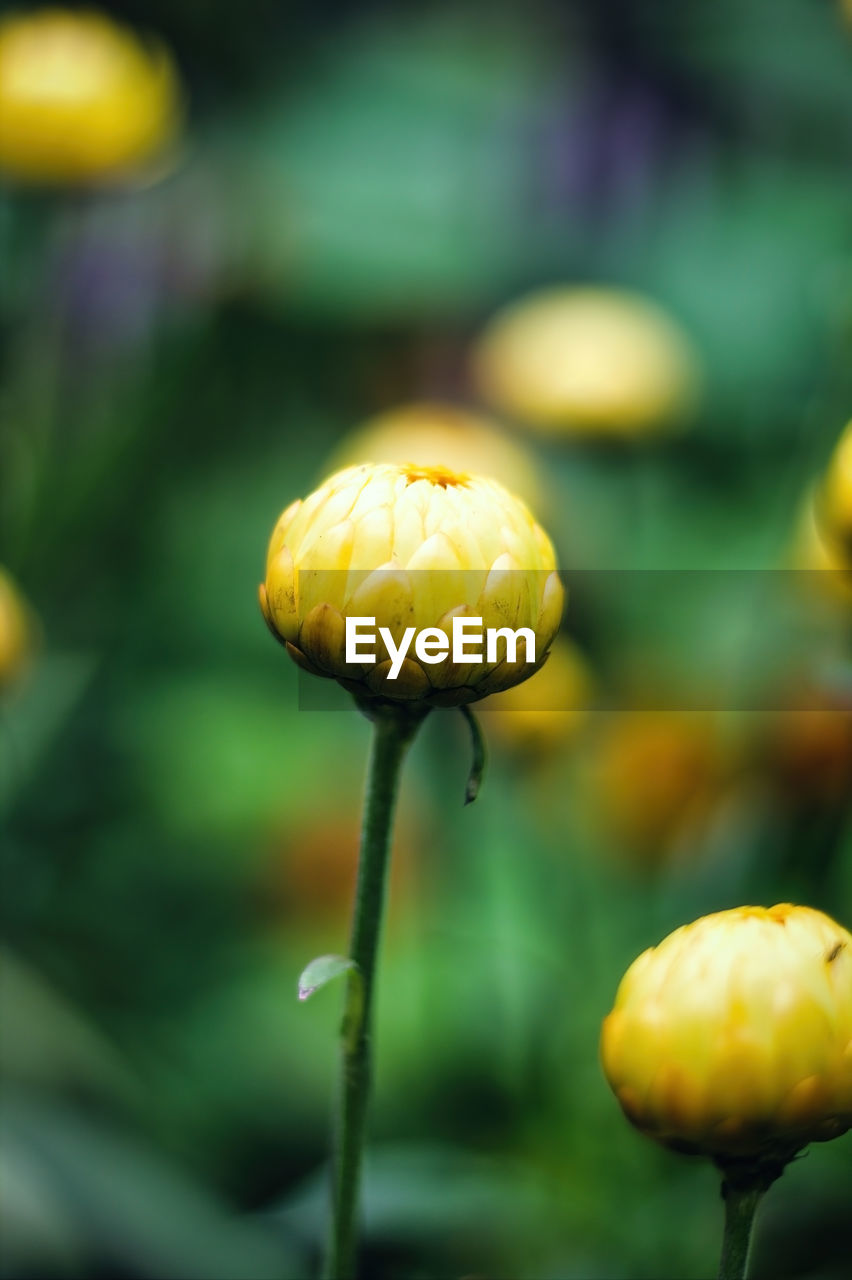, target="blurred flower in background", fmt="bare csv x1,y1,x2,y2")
0,565,37,689
818,420,852,565
327,402,546,513
788,491,849,583
471,286,700,440
481,635,593,762
257,803,424,934
789,423,852,608
760,701,852,809
0,8,181,185
584,711,730,866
